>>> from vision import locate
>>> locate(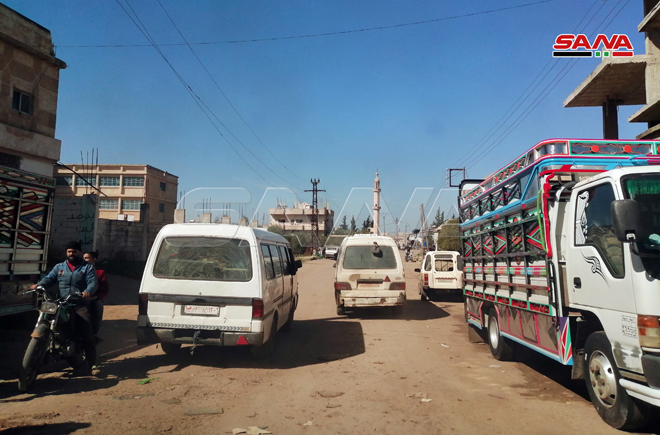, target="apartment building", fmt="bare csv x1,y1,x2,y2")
55,164,178,223
269,202,334,235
